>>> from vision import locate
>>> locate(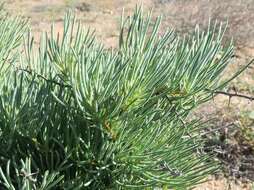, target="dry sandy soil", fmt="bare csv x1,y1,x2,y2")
3,0,254,189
